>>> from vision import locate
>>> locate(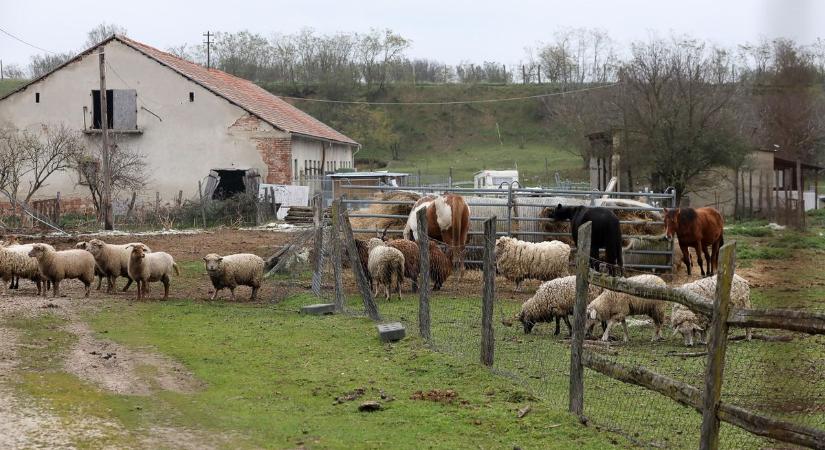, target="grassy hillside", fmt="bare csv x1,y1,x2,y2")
0,78,27,97
268,83,587,184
